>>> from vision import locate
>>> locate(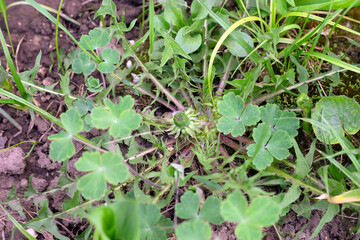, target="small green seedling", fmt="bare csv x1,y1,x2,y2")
85,76,103,93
